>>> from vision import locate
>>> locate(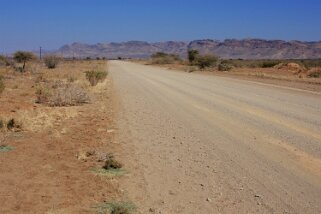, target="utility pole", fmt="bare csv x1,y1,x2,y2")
39,46,42,60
